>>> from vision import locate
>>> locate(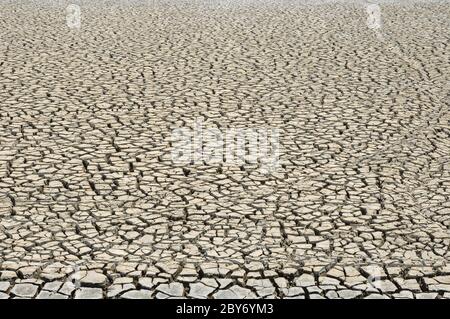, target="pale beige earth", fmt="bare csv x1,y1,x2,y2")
0,0,449,299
